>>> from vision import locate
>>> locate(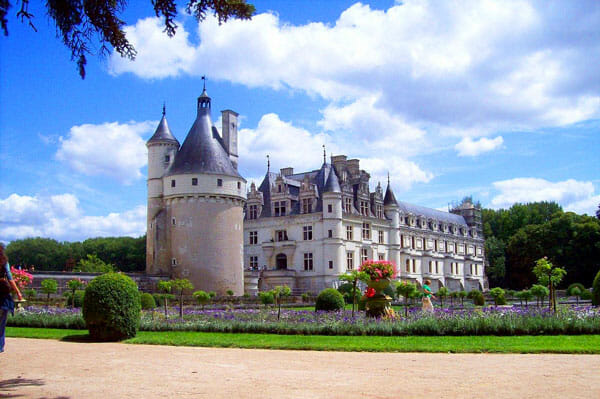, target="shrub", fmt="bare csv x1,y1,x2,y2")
383,283,396,299
193,290,212,309
593,270,600,306
357,295,367,311
567,283,586,296
258,291,274,305
23,288,37,301
140,292,156,309
301,292,311,303
489,287,506,306
40,279,58,305
83,273,141,341
315,288,345,311
226,289,234,296
581,289,593,301
63,290,85,308
468,290,485,306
